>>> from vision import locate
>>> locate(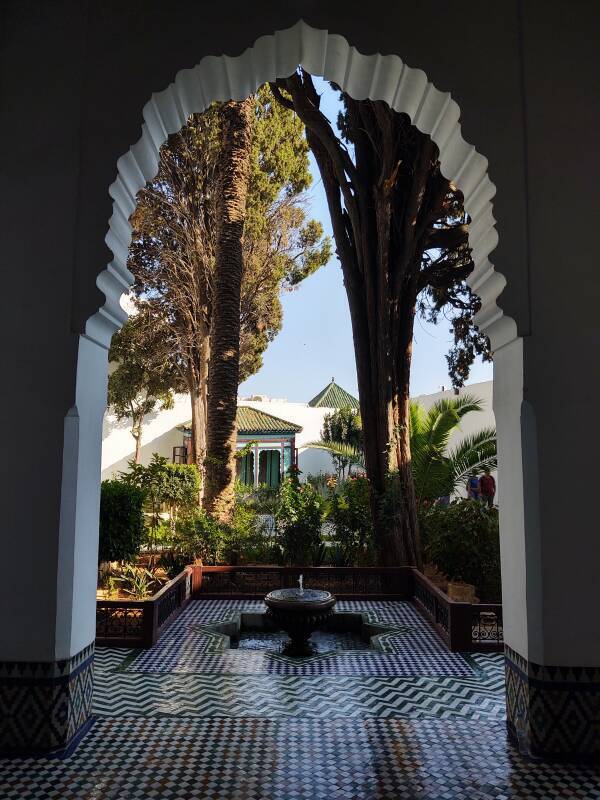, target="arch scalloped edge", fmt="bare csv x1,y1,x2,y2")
96,18,516,354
